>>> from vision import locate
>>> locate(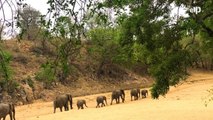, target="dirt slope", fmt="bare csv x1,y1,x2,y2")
7,70,213,120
